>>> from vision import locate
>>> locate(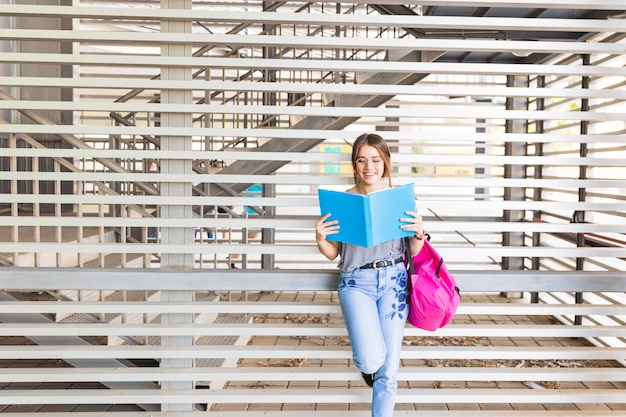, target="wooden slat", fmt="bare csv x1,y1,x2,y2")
0,301,623,316
2,54,624,77
1,5,623,31
0,269,624,292
3,147,626,168
0,411,621,417
0,244,624,259
1,126,623,144
4,100,626,123
4,30,625,53
172,412,626,417
3,216,626,234
1,193,625,213
3,170,625,188
0,323,623,338
0,388,623,405
0,345,623,361
0,366,622,383
2,77,626,100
